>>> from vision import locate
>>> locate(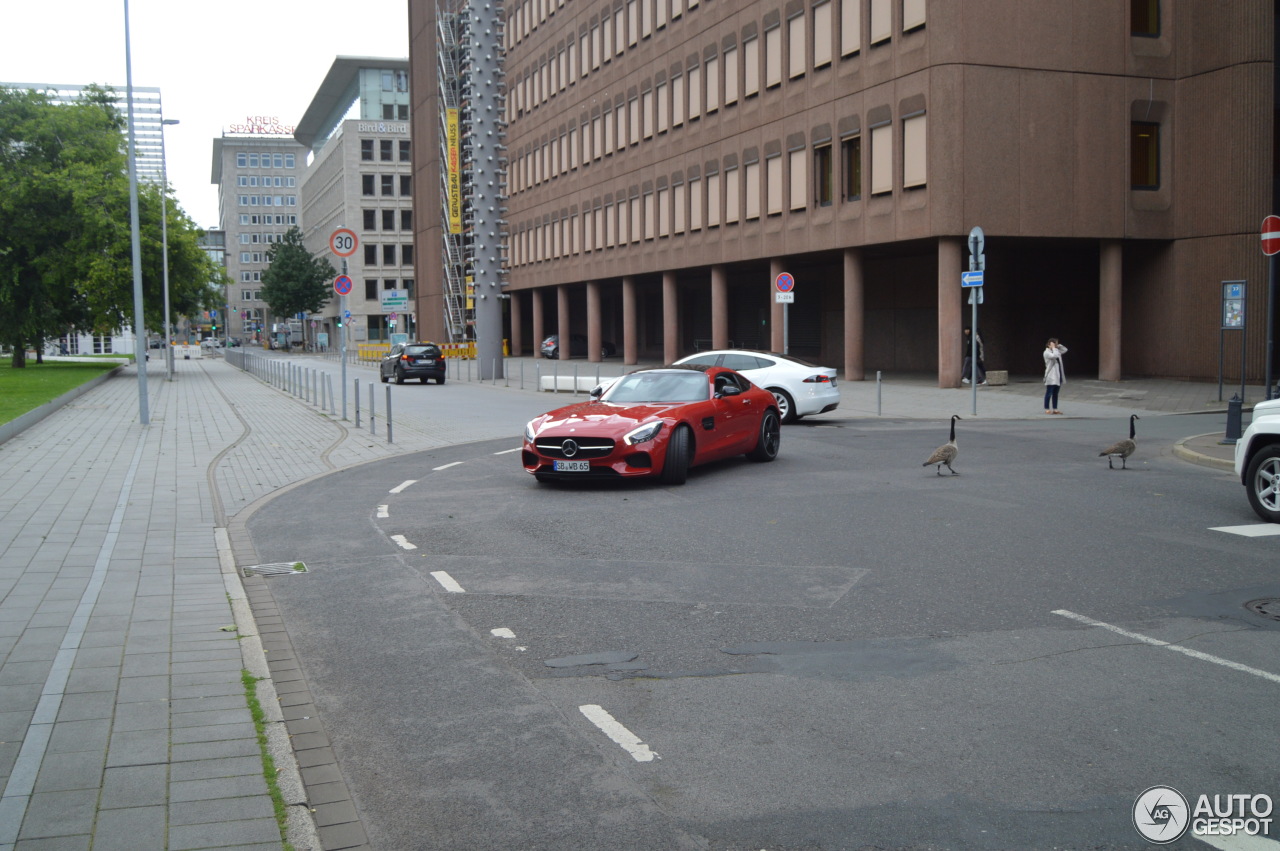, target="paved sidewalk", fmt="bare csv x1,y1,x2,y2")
0,354,1255,850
